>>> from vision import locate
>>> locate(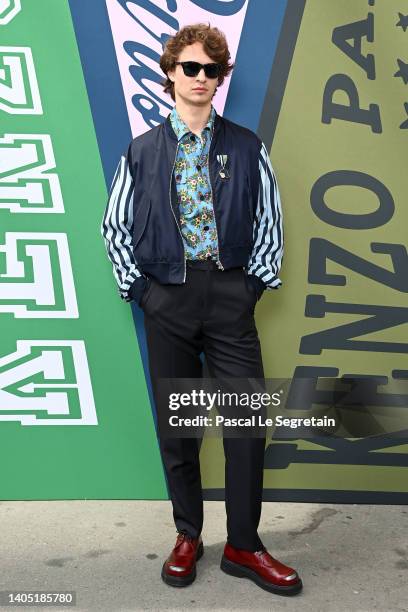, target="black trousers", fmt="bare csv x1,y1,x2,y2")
142,260,266,552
